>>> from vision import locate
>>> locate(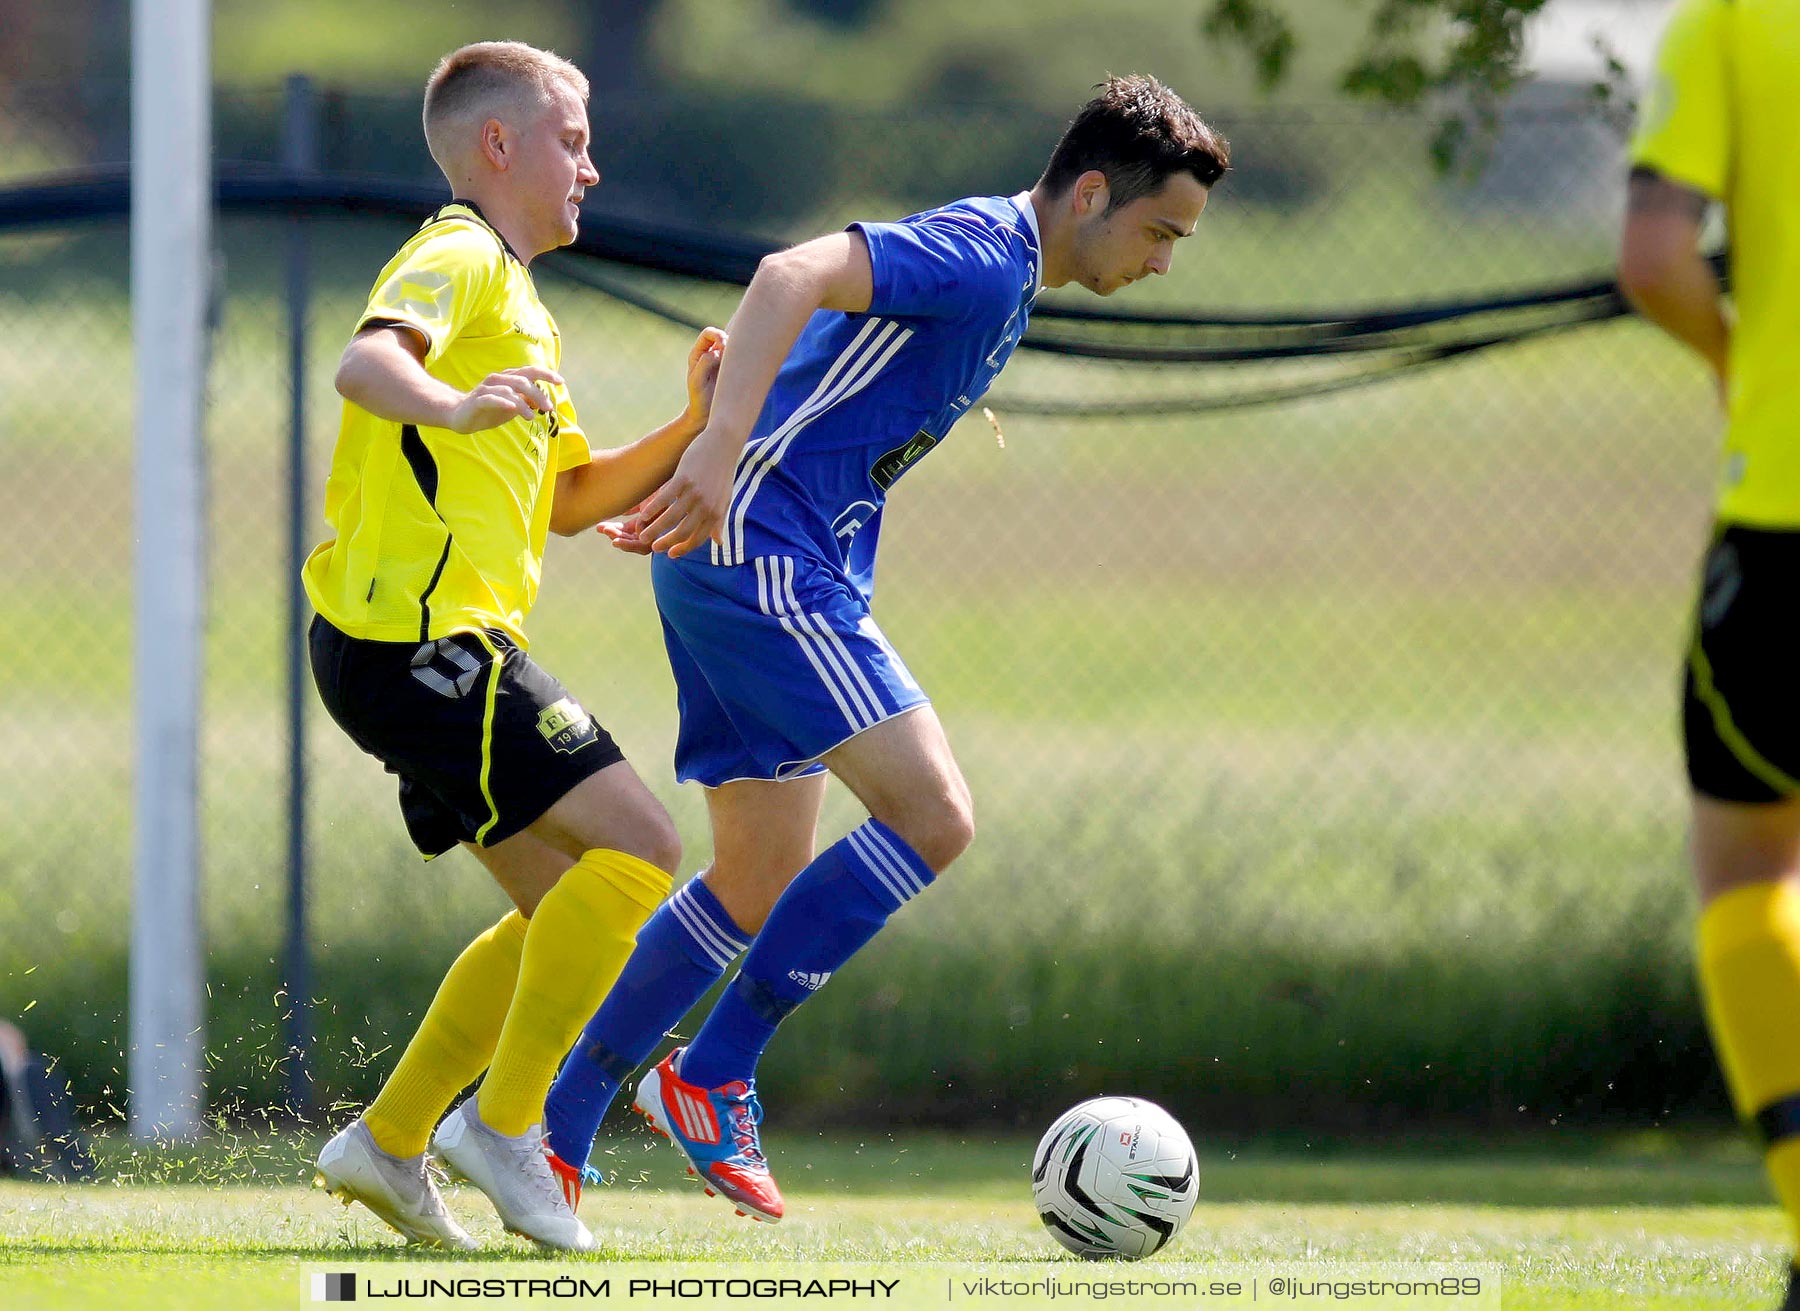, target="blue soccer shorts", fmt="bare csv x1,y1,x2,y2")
650,551,930,786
